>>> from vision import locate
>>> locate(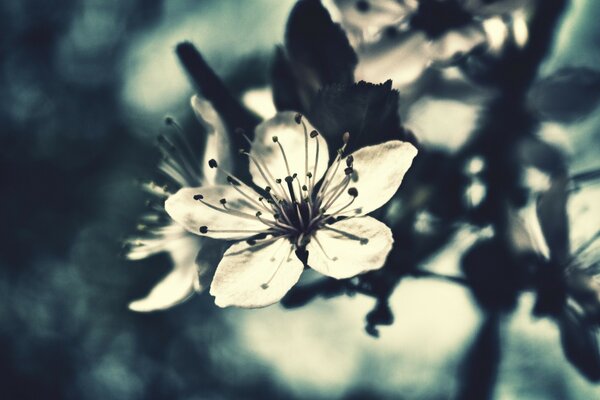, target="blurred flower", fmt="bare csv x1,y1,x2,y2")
166,111,418,308
126,96,231,312
328,0,531,88
509,173,600,380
